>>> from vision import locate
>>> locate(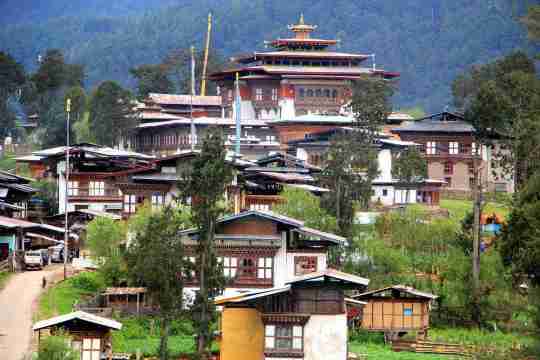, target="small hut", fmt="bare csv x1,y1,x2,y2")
102,287,148,314
353,285,437,338
33,311,122,360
